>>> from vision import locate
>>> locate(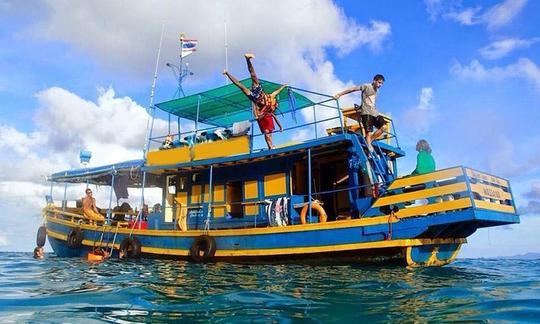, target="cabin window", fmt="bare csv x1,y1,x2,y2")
244,180,259,216
213,184,226,217
264,173,287,197
164,175,176,222
227,181,243,218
